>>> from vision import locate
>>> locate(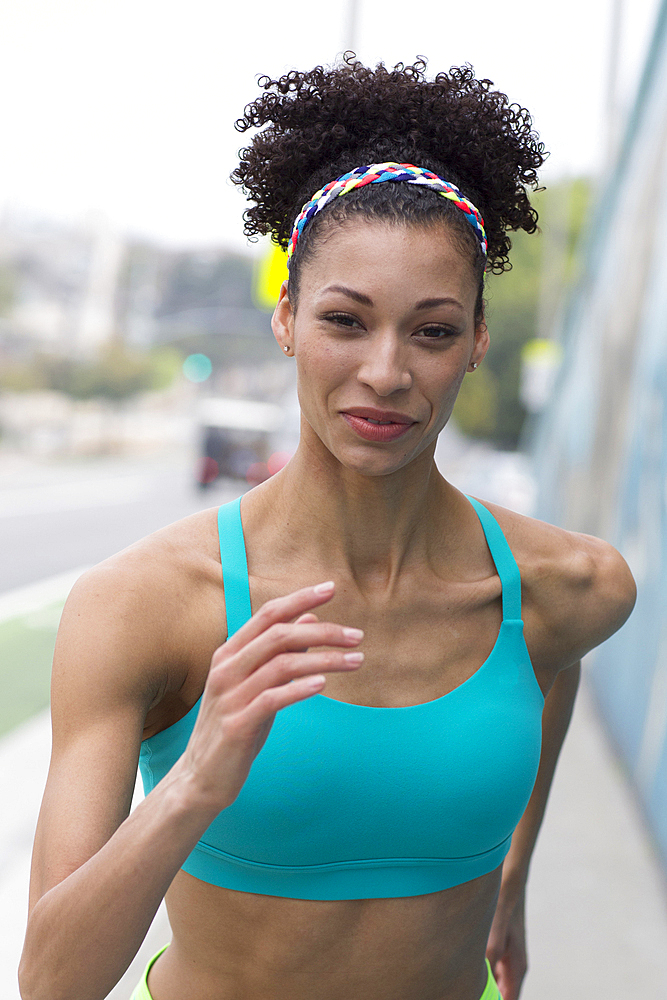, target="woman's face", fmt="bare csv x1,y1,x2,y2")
272,219,489,477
